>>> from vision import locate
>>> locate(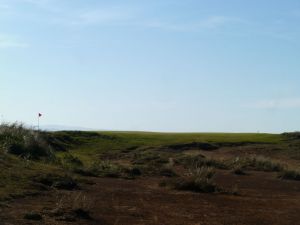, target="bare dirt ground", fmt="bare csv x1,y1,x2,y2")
1,171,300,225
